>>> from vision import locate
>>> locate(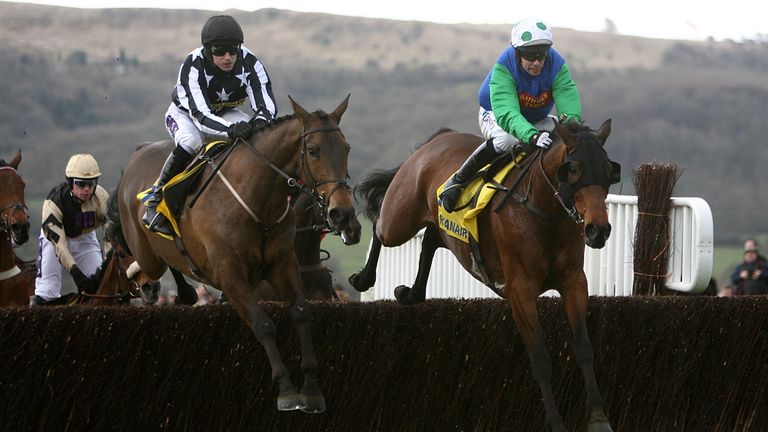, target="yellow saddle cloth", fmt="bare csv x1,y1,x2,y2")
137,141,228,239
436,153,526,244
